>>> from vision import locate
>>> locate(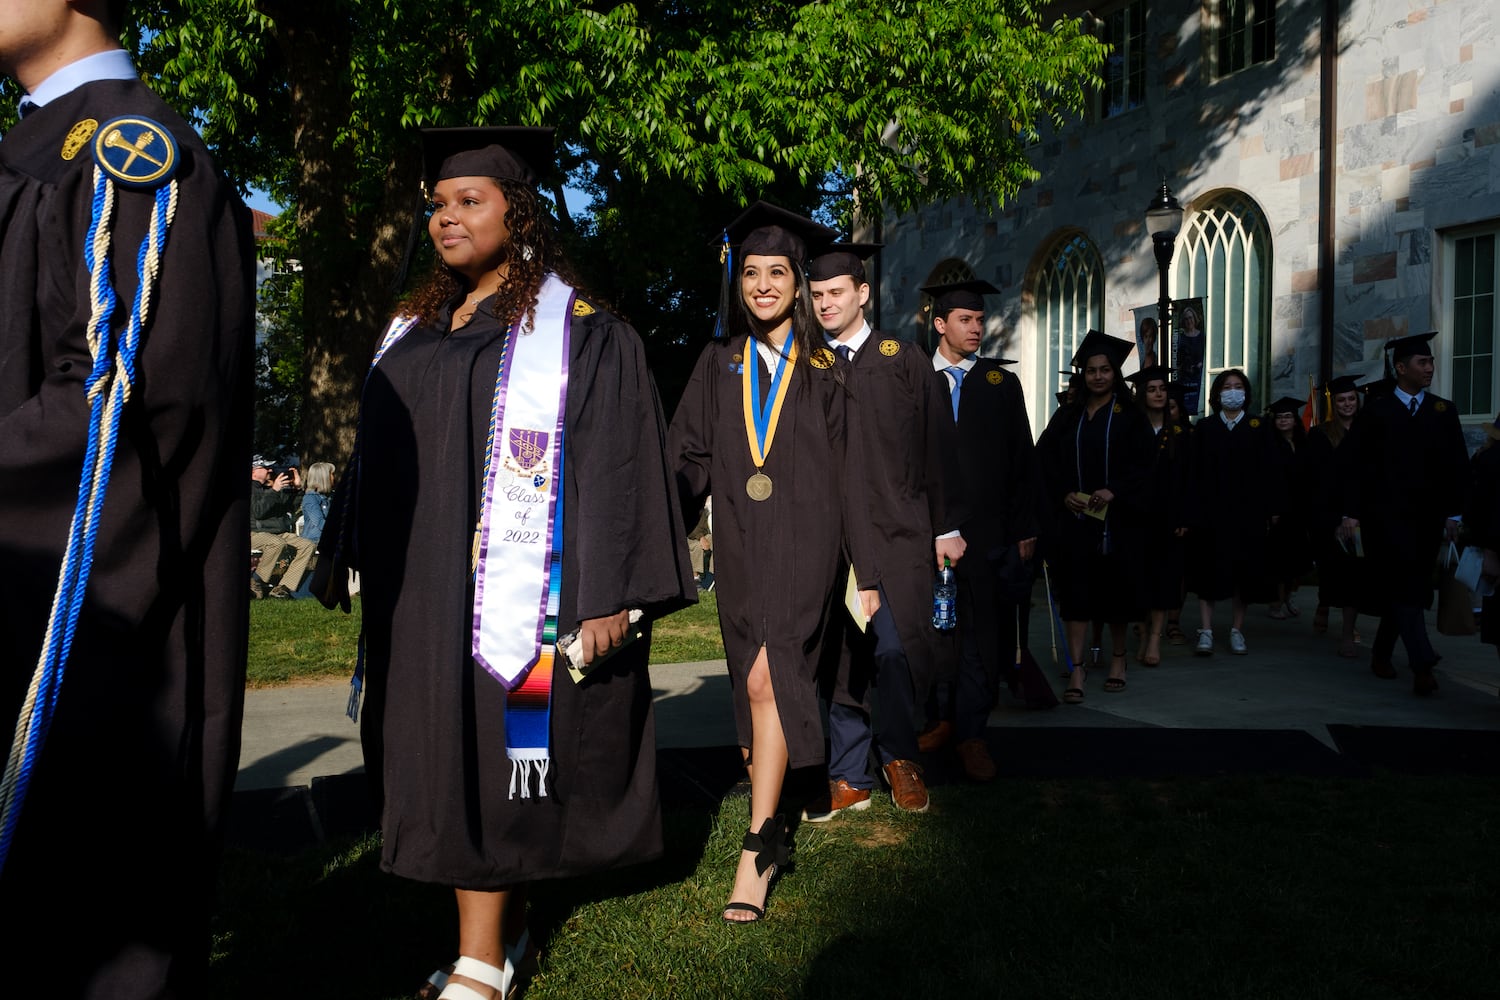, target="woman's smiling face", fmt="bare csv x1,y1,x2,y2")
740,254,797,326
